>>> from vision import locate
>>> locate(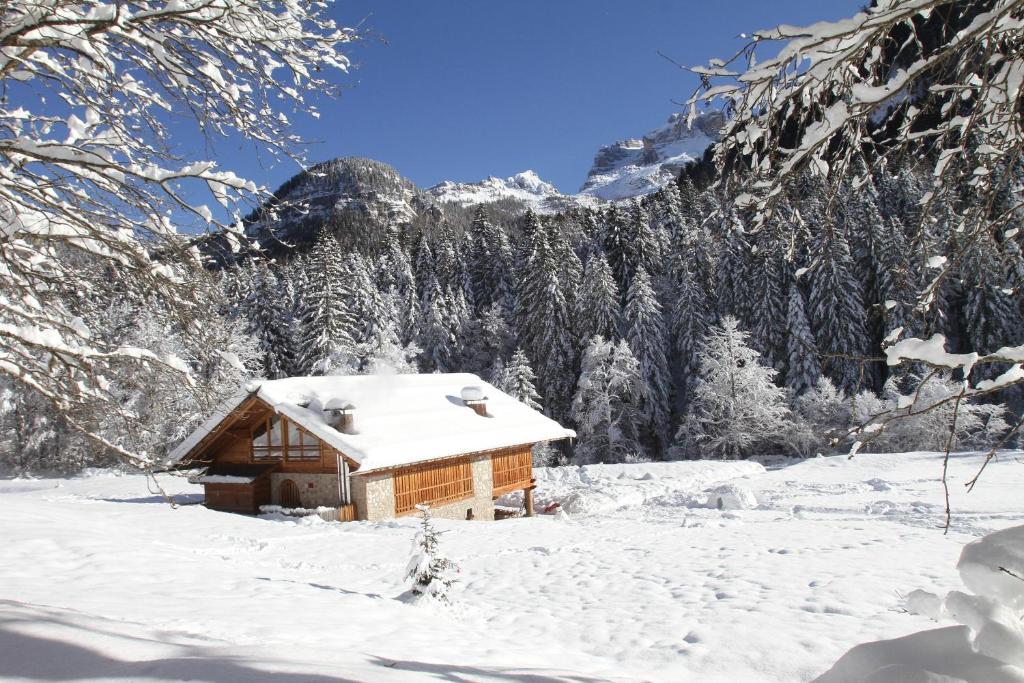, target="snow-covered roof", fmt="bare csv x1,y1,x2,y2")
169,373,575,473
